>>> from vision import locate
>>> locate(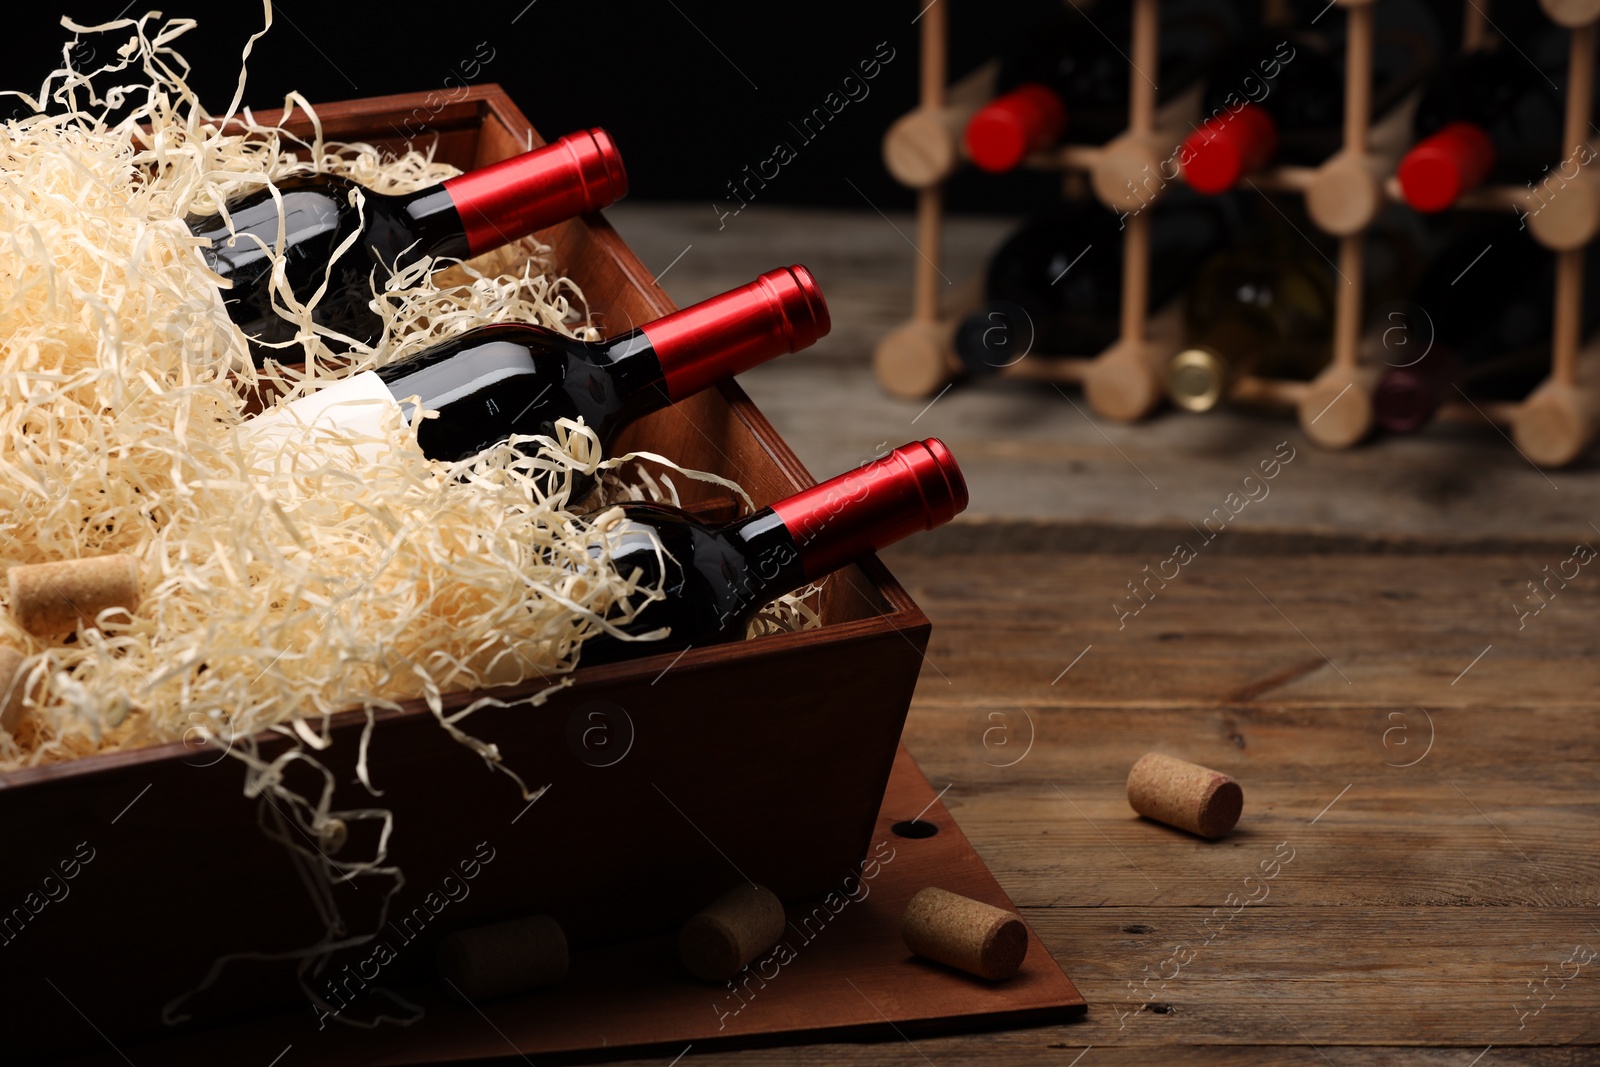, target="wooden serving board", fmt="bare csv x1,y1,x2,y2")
63,745,1085,1065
